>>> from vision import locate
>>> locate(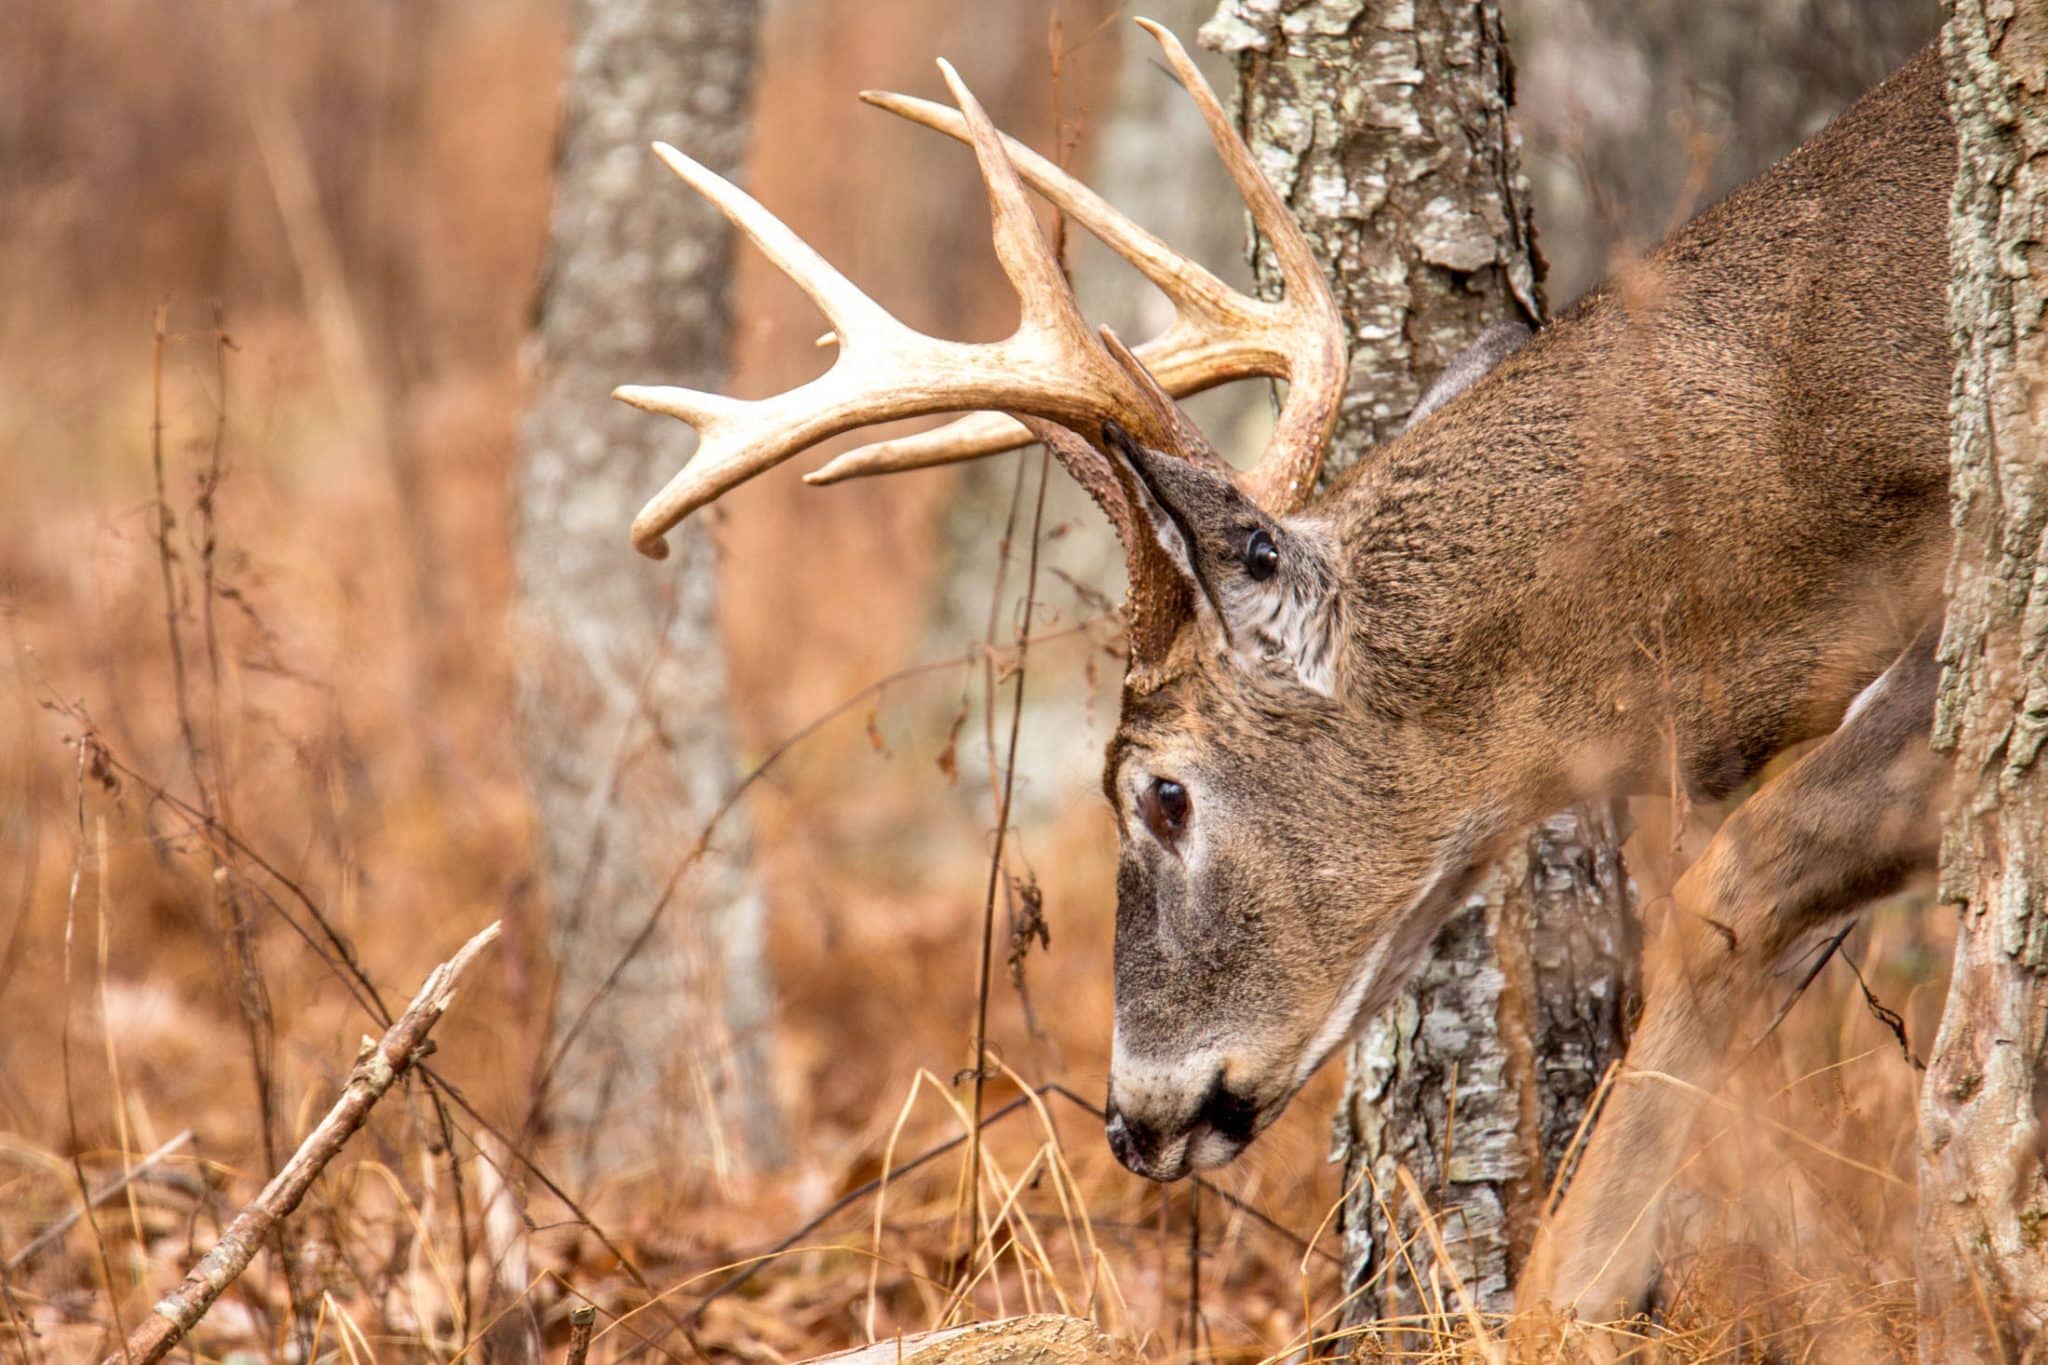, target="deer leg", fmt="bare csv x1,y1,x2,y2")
1518,627,1945,1325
